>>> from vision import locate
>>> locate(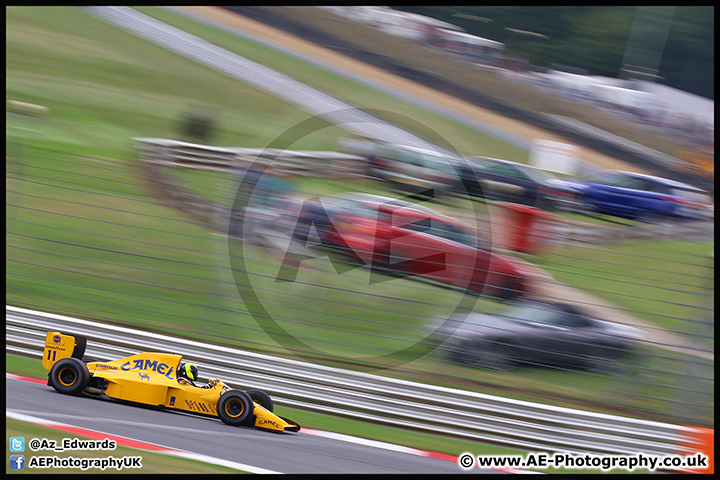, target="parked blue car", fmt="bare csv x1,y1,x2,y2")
556,171,712,222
